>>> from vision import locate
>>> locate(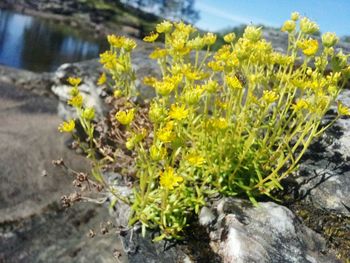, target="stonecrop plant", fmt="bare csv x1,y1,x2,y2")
59,12,350,240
